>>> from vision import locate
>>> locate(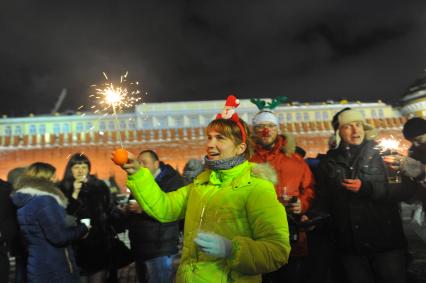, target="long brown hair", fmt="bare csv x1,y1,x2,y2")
206,118,253,159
